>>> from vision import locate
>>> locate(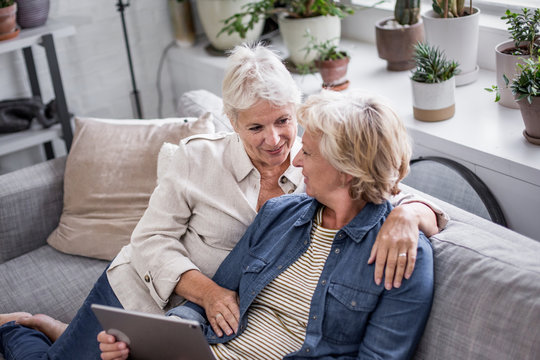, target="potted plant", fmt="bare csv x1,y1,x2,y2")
0,0,18,41
303,33,350,91
422,0,480,86
495,8,540,108
218,0,353,66
410,42,460,122
487,57,540,144
375,0,424,71
197,0,265,51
